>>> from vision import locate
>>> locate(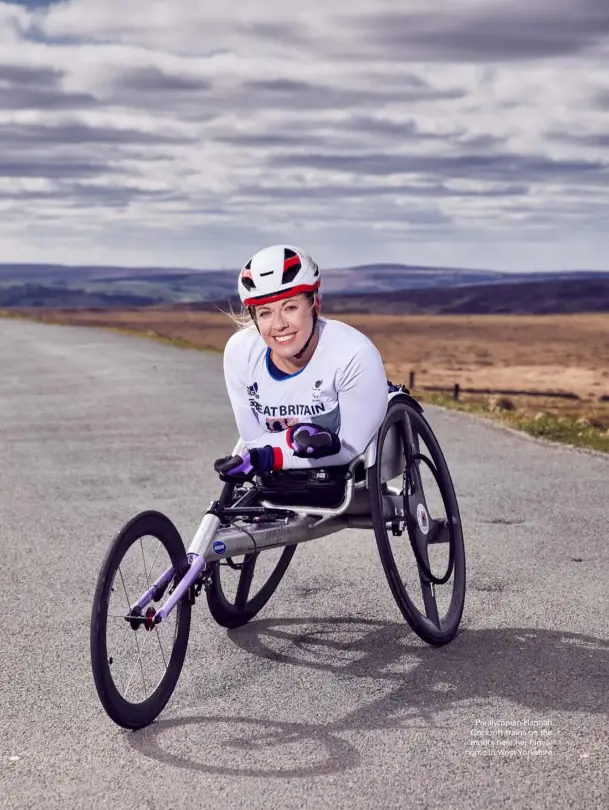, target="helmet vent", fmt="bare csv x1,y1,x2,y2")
282,263,302,283
282,248,302,283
